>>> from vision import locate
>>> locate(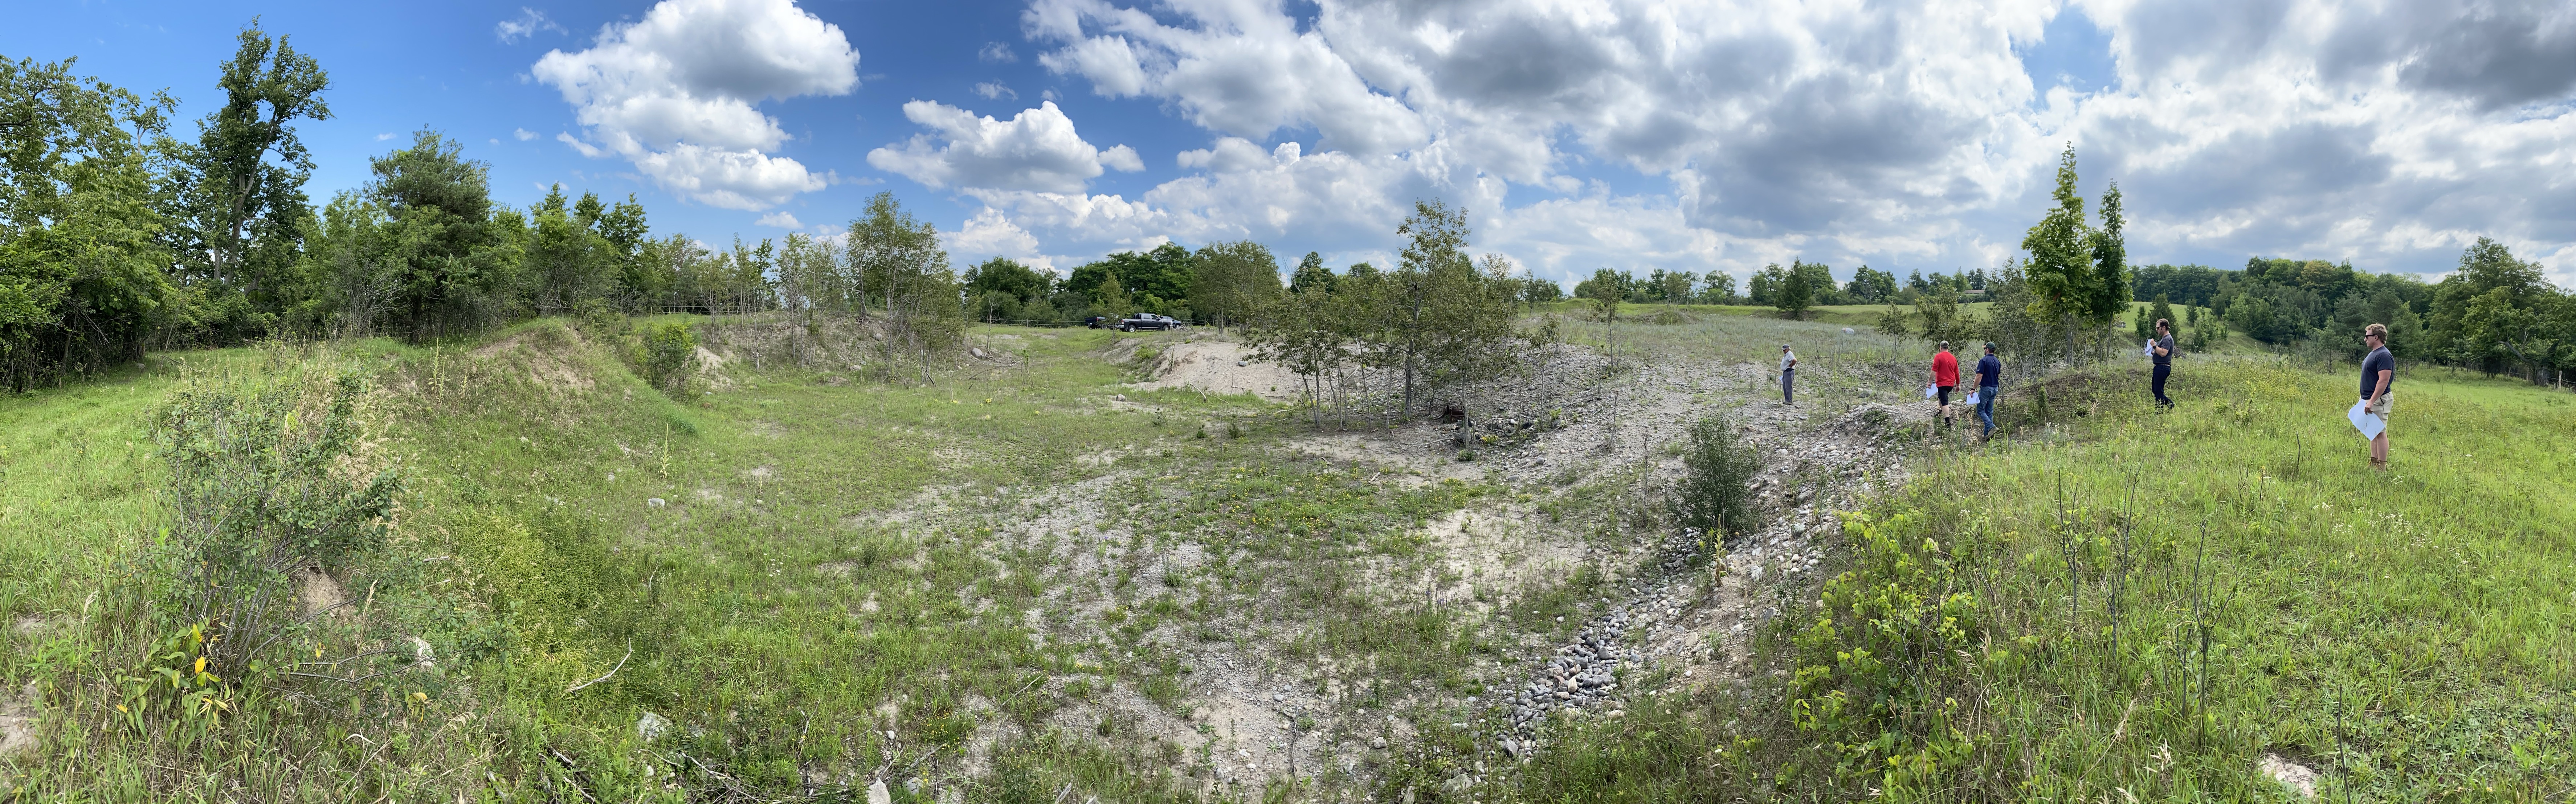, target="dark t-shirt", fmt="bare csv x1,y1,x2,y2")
1976,354,2000,388
2152,334,2175,366
2361,347,2394,399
